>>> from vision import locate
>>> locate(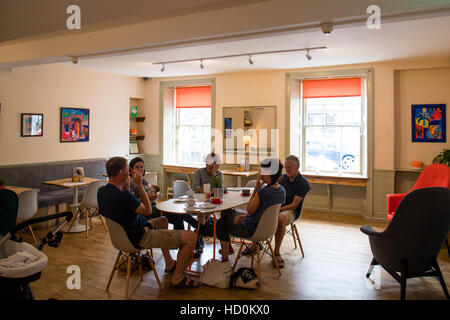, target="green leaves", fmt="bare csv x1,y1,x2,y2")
433,148,450,166
210,175,223,188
